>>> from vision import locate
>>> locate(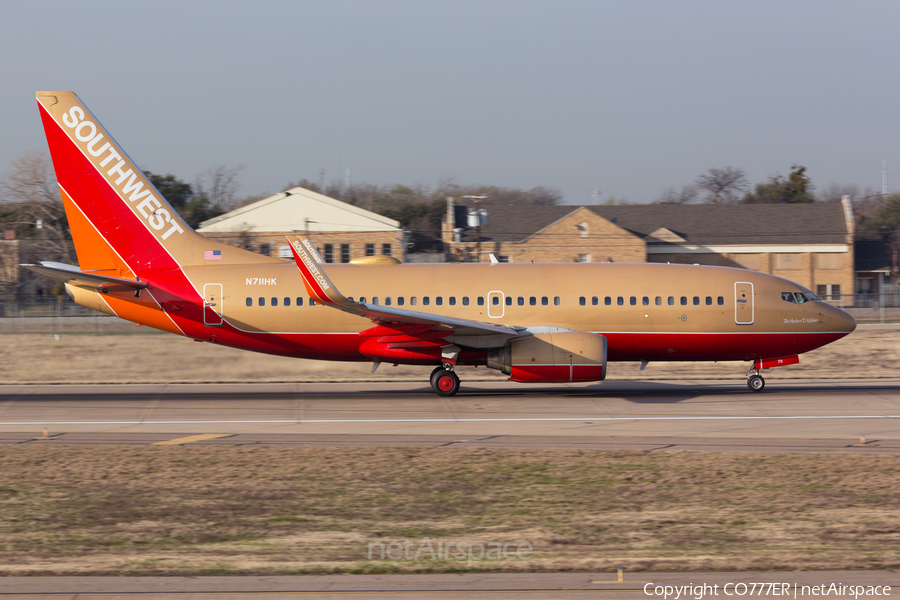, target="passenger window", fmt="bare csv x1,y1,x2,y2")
297,297,304,306
592,296,599,306
372,297,378,305
630,296,637,306
462,297,469,306
436,297,443,306
271,297,278,307
680,296,687,305
554,297,560,306
258,297,265,306
310,299,316,306
693,296,700,306
518,297,524,306
423,297,430,306
655,296,662,306
385,297,392,306
246,297,252,307
617,296,624,306
605,296,611,306
505,296,512,306
284,297,291,307
530,296,537,306
449,297,456,306
579,296,586,306
642,296,649,306
492,296,499,306
477,297,484,306
717,296,724,305
398,297,404,306
705,296,712,305
542,296,548,306
410,297,417,306
668,296,675,306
